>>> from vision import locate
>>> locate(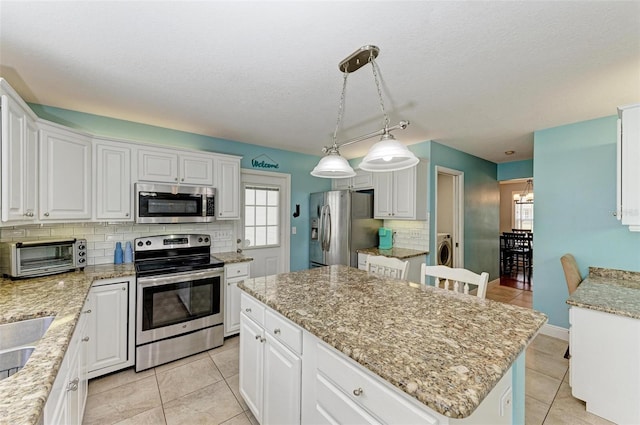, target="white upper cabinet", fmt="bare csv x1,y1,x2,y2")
1,80,39,223
617,104,640,231
137,147,214,185
93,138,132,221
373,159,428,220
332,169,374,191
215,156,241,219
39,121,92,221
